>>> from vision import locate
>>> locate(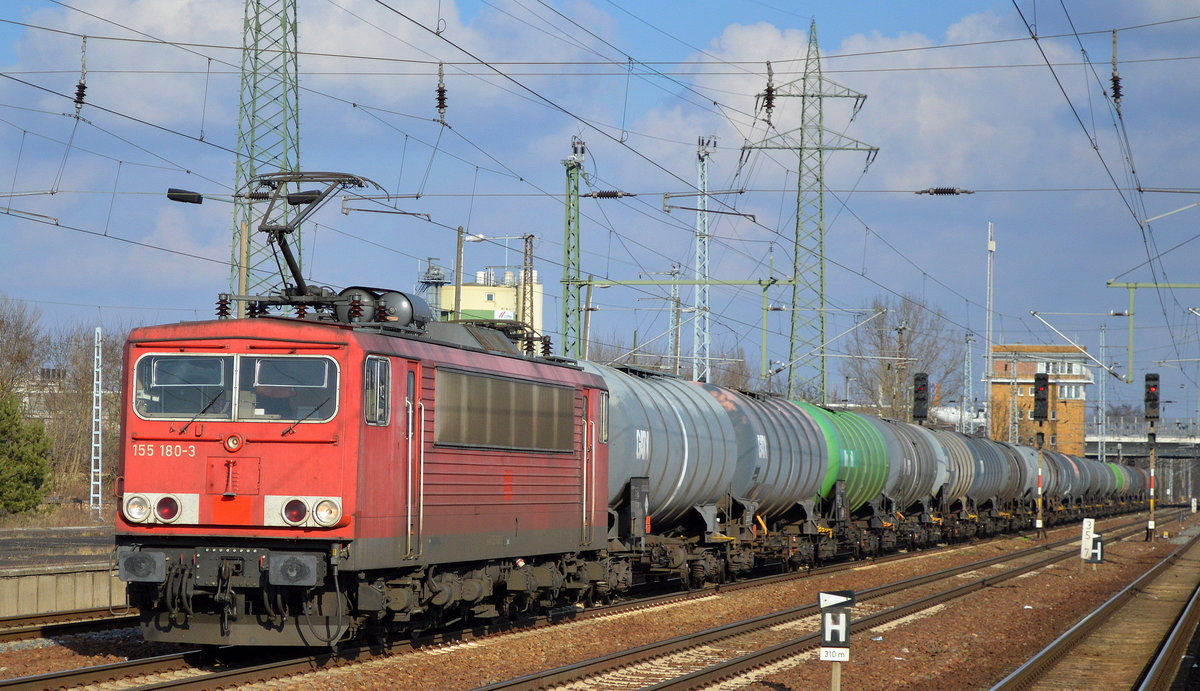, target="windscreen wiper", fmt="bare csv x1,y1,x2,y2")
179,390,226,435
282,397,331,436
